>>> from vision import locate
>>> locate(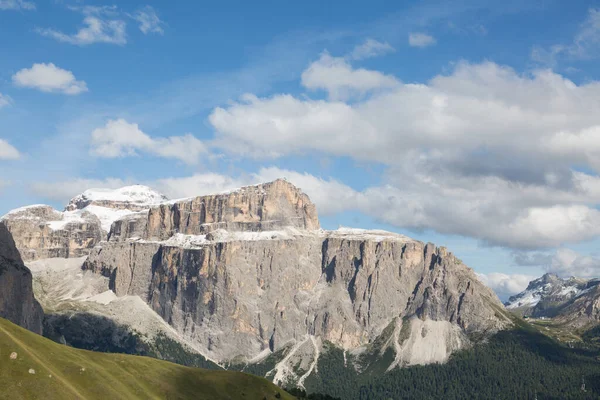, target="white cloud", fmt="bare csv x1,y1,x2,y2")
0,139,21,160
255,167,362,215
31,178,128,204
12,63,88,95
408,32,436,48
0,93,11,108
301,52,398,100
0,0,34,10
131,6,164,35
477,272,535,301
155,173,248,199
37,6,126,46
514,248,600,279
207,59,600,248
548,249,600,278
532,8,600,65
349,39,395,60
139,168,359,214
90,119,207,165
